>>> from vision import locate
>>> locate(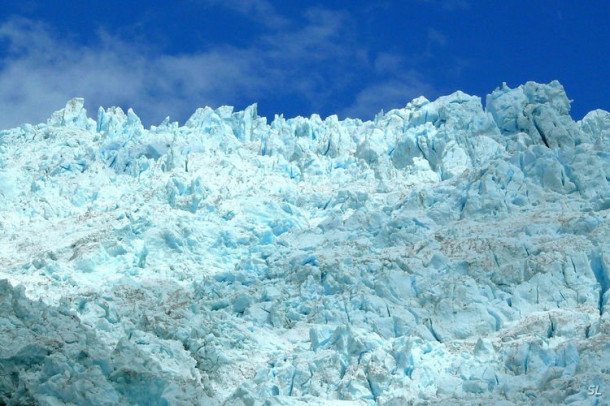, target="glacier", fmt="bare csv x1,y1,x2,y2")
0,80,609,405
